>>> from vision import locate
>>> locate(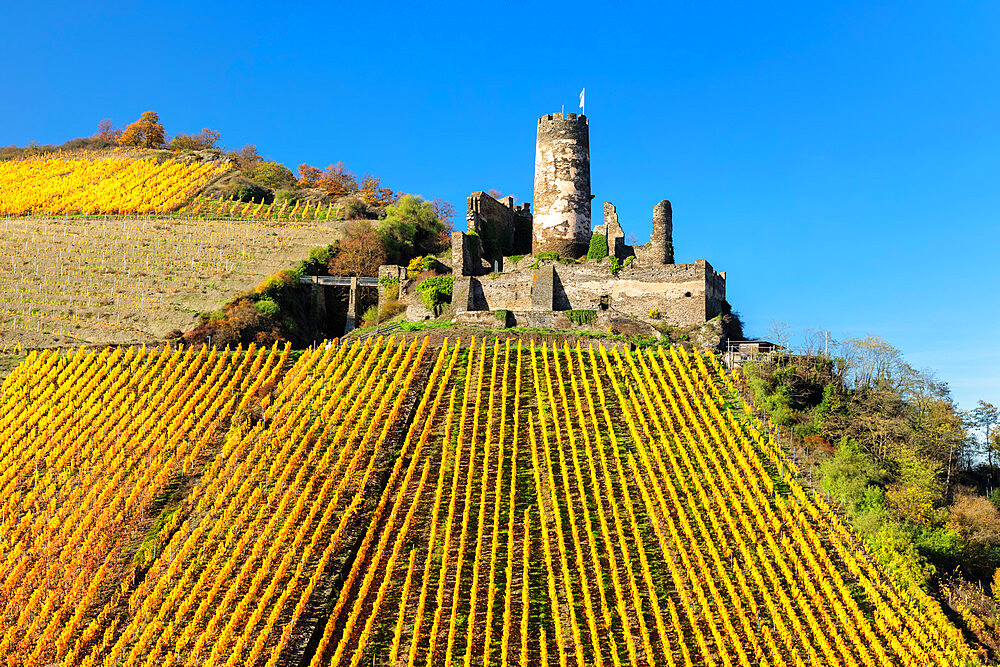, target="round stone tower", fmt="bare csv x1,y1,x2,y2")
532,112,592,259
